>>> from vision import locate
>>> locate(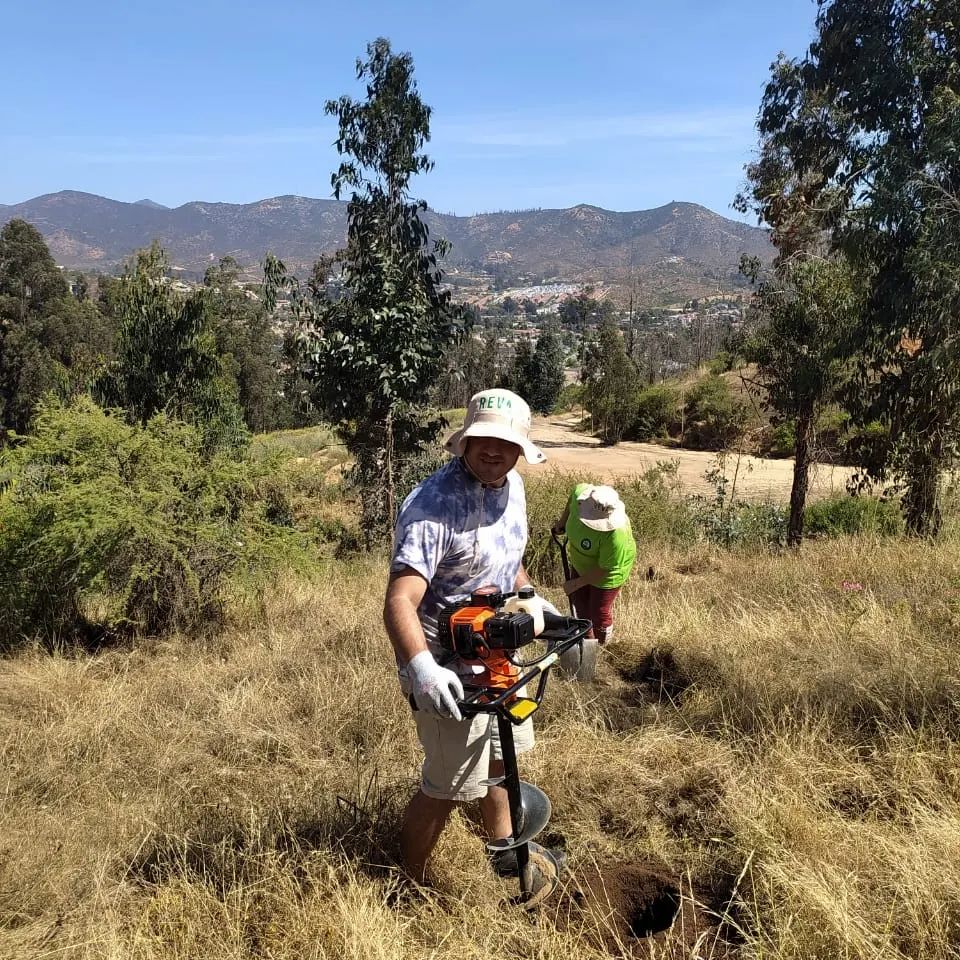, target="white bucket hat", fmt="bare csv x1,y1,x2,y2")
577,484,627,532
444,389,546,464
